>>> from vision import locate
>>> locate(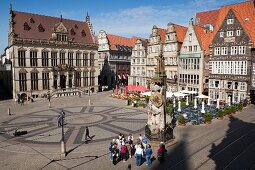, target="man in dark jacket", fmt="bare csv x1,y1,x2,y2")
85,126,92,142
